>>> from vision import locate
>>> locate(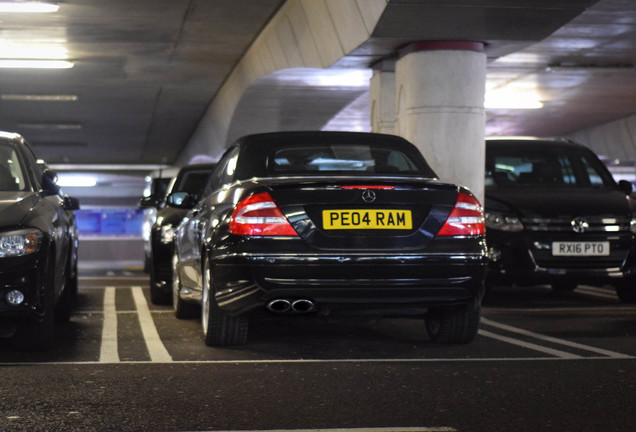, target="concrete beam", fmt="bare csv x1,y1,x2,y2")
177,0,388,164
